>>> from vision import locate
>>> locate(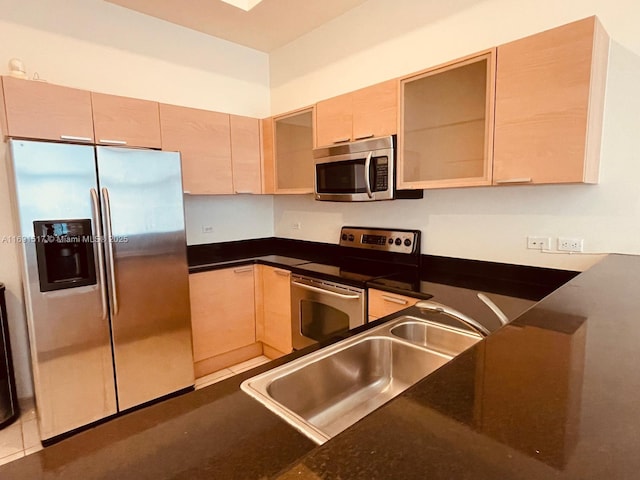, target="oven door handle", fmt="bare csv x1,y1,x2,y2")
364,151,373,199
292,281,361,300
